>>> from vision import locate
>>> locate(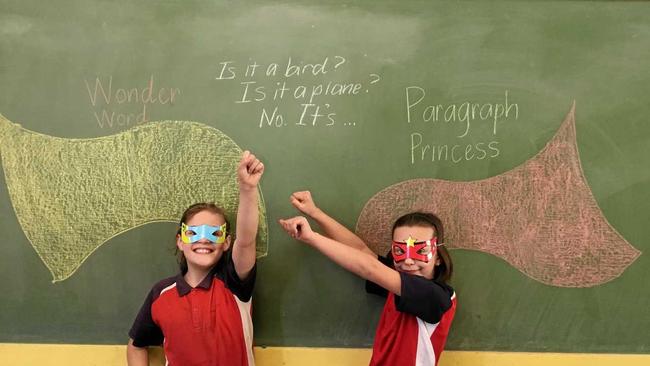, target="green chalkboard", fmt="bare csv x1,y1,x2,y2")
1,0,650,353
